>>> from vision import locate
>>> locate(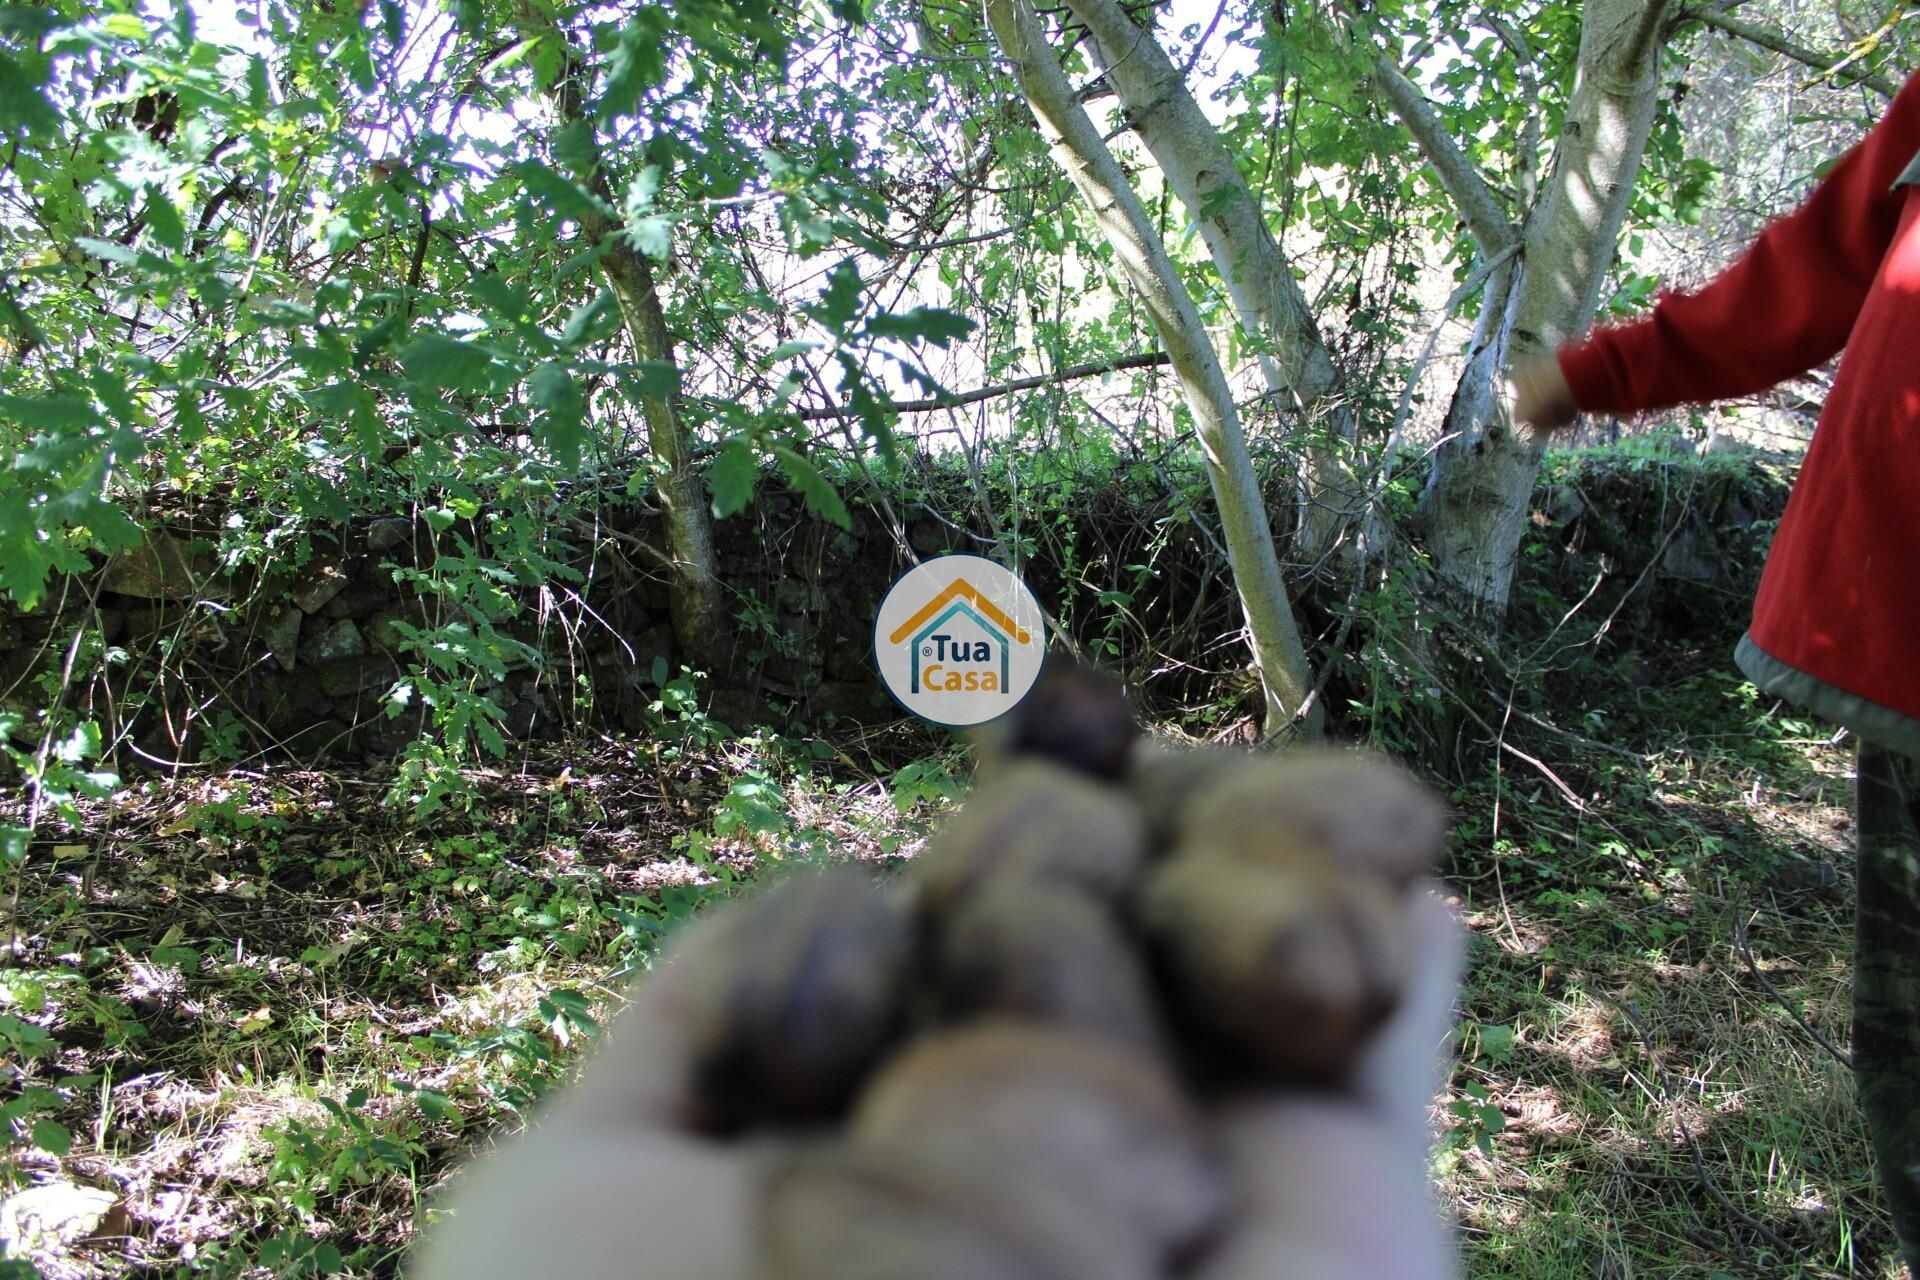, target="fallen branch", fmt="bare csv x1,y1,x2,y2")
563,516,679,574
1497,740,1588,812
